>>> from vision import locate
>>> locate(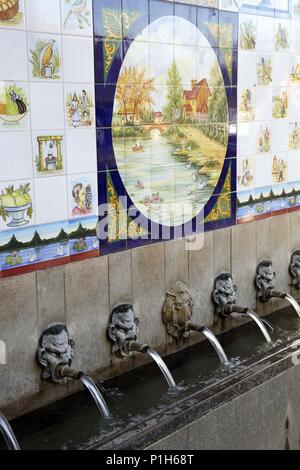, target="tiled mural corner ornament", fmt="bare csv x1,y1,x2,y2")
95,0,237,253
